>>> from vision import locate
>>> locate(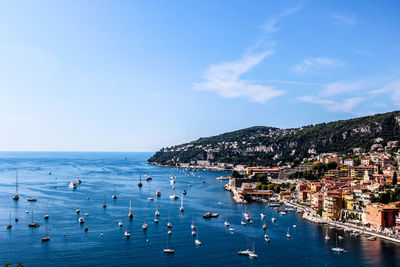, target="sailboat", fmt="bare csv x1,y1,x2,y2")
12,169,19,200
325,227,330,240
224,215,230,227
262,218,267,230
155,199,160,217
142,210,148,230
138,174,143,187
28,211,40,227
119,220,123,227
179,194,184,212
244,206,250,221
241,214,247,226
238,238,253,255
167,213,172,228
191,216,196,230
156,189,161,197
331,234,344,252
195,229,201,246
169,185,179,199
264,234,270,242
128,200,133,218
286,226,291,238
103,196,107,208
42,226,50,242
112,185,118,199
164,235,174,254
248,242,258,258
6,212,12,229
